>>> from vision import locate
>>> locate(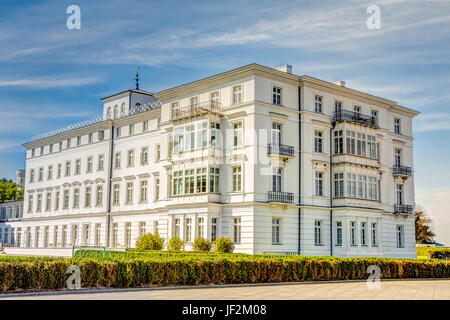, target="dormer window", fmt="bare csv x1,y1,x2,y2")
114,105,119,119
106,107,111,119
121,103,125,116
